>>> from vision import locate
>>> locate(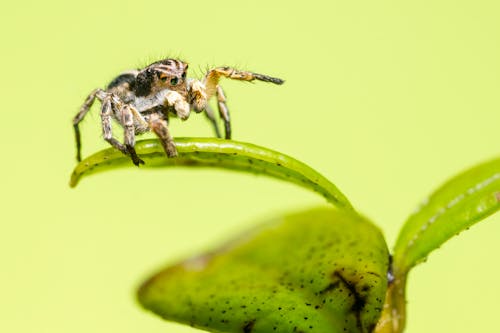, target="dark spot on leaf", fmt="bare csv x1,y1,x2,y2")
333,270,367,330
319,281,340,294
366,271,381,278
243,319,256,333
